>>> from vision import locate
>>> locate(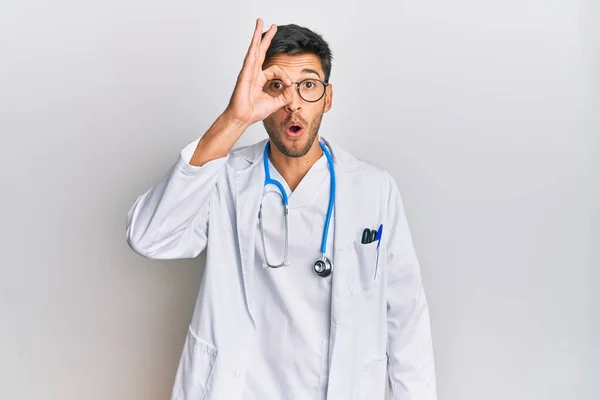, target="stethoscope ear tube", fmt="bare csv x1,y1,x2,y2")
258,196,289,268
